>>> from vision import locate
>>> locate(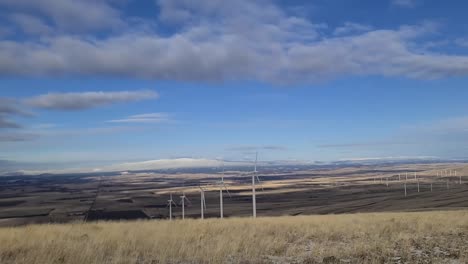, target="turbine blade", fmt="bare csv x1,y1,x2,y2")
254,152,258,172
185,196,192,206
222,160,225,182
223,183,232,198
256,174,265,192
